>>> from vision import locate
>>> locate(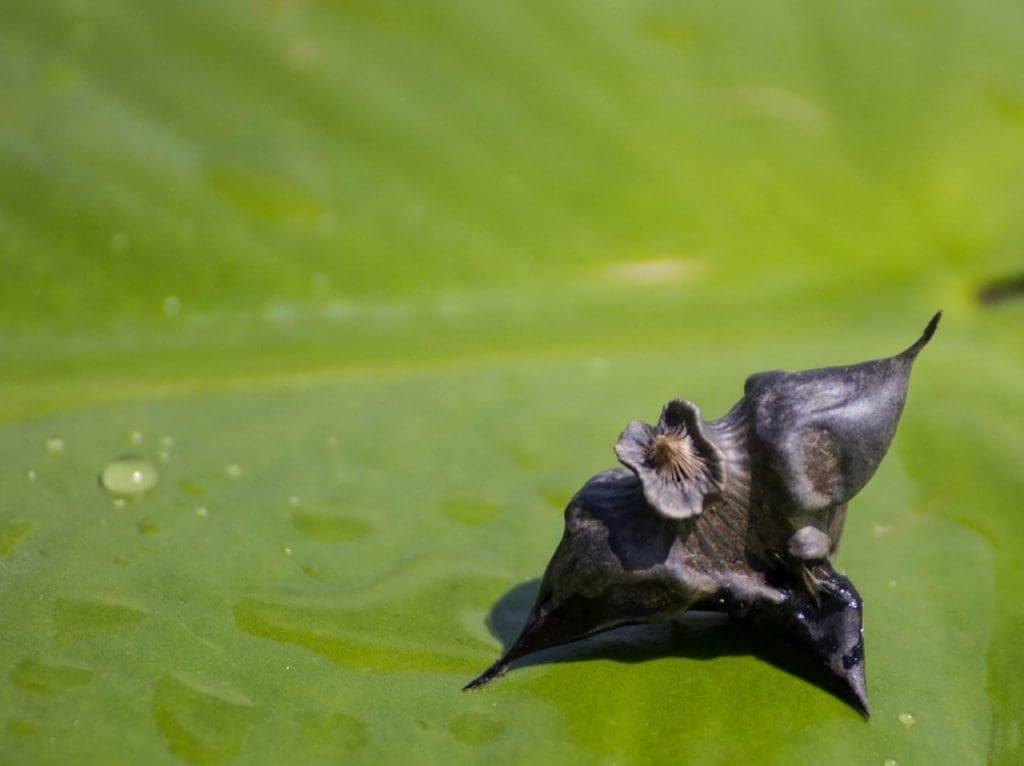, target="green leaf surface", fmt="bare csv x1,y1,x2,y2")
2,1,1024,764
